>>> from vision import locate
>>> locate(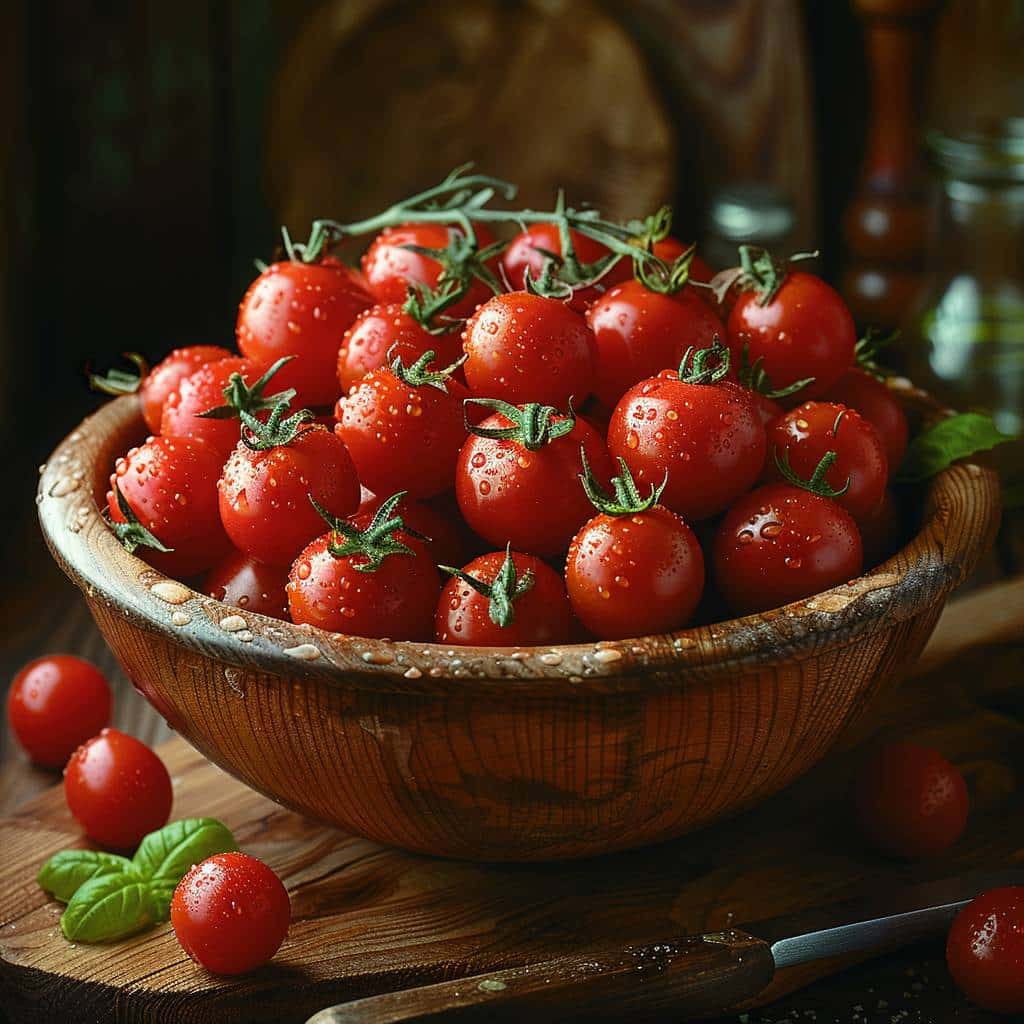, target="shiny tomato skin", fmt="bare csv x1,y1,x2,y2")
204,551,290,620
361,223,496,320
947,887,1024,1014
63,728,173,850
727,271,856,398
822,369,910,474
237,261,374,407
766,401,889,522
712,483,863,616
108,435,230,577
855,742,969,859
140,345,233,434
335,365,469,500
358,488,469,569
586,280,724,408
171,852,290,976
218,426,359,568
435,551,575,646
608,372,766,521
7,656,112,769
462,292,597,409
566,506,704,639
455,412,614,557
